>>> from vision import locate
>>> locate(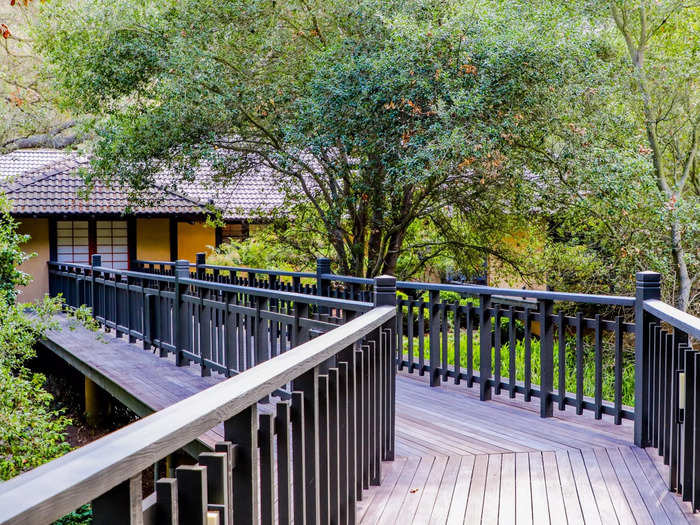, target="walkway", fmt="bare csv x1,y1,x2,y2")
42,314,699,524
